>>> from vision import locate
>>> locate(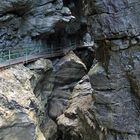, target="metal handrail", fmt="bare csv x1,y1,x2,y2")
0,40,80,67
